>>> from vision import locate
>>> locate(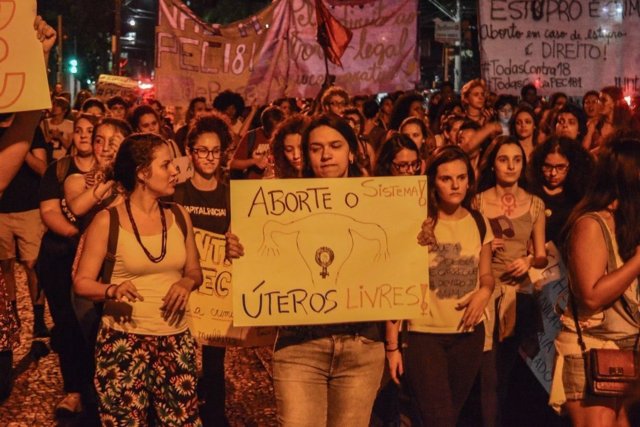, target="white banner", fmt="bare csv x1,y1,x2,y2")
478,1,640,96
